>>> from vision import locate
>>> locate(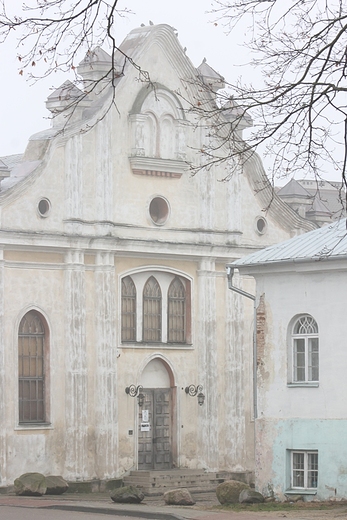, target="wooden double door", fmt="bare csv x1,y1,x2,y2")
138,388,172,470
